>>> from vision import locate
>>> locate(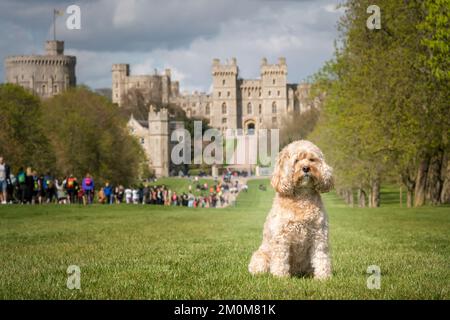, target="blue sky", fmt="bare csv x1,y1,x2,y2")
0,0,344,92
